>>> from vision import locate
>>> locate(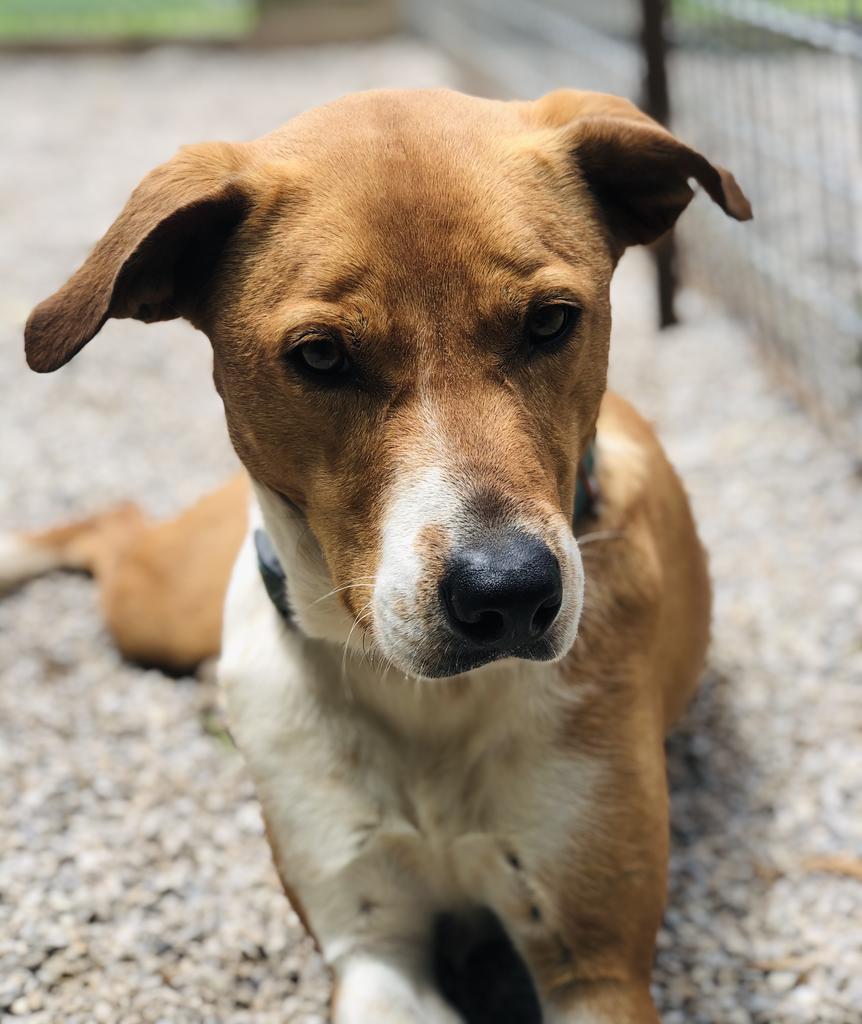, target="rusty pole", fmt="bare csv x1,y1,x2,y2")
641,0,678,327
